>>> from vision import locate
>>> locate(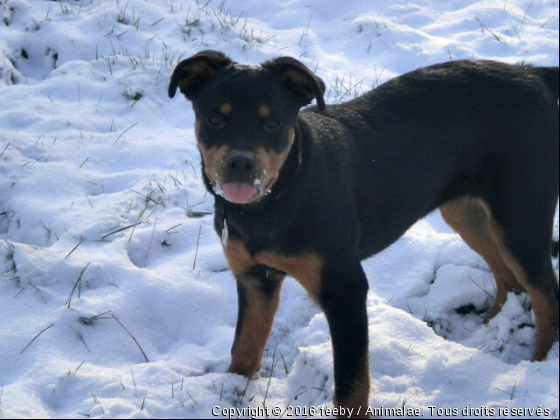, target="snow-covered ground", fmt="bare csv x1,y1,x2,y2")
0,0,558,418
